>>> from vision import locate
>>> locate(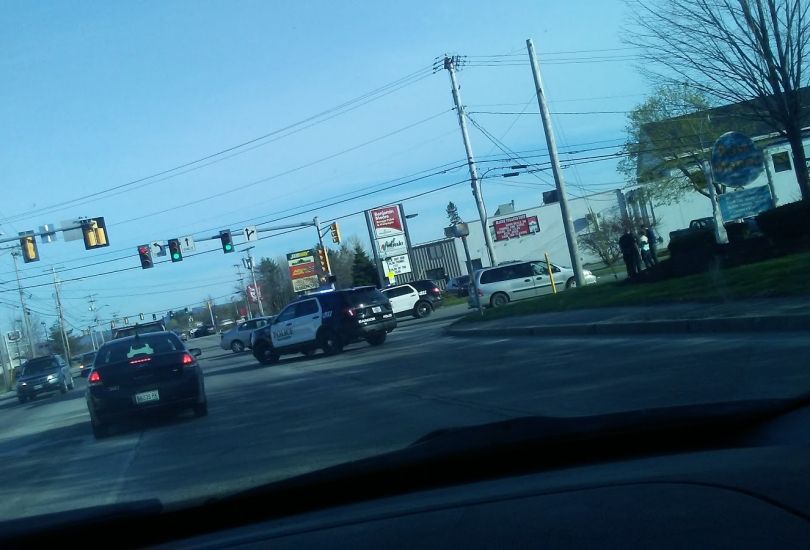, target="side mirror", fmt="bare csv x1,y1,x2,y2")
189,348,202,358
